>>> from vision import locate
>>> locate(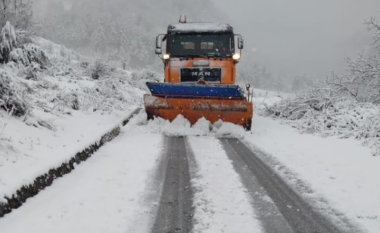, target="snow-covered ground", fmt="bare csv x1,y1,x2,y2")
0,124,163,233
